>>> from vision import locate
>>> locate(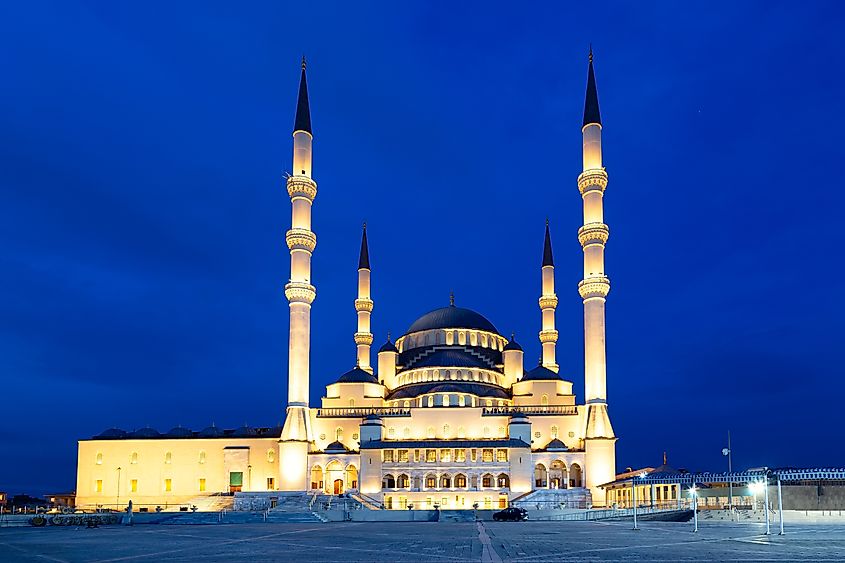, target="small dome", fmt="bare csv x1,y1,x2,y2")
335,367,379,384
166,426,193,438
406,305,498,335
325,441,348,452
233,425,257,437
520,365,564,382
95,428,127,439
378,338,398,353
199,425,224,438
545,438,568,451
130,427,161,438
364,414,382,421
503,336,523,352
